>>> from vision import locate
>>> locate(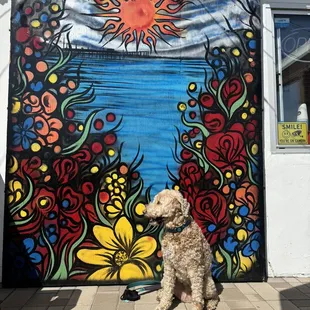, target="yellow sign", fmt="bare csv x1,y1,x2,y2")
278,122,308,145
